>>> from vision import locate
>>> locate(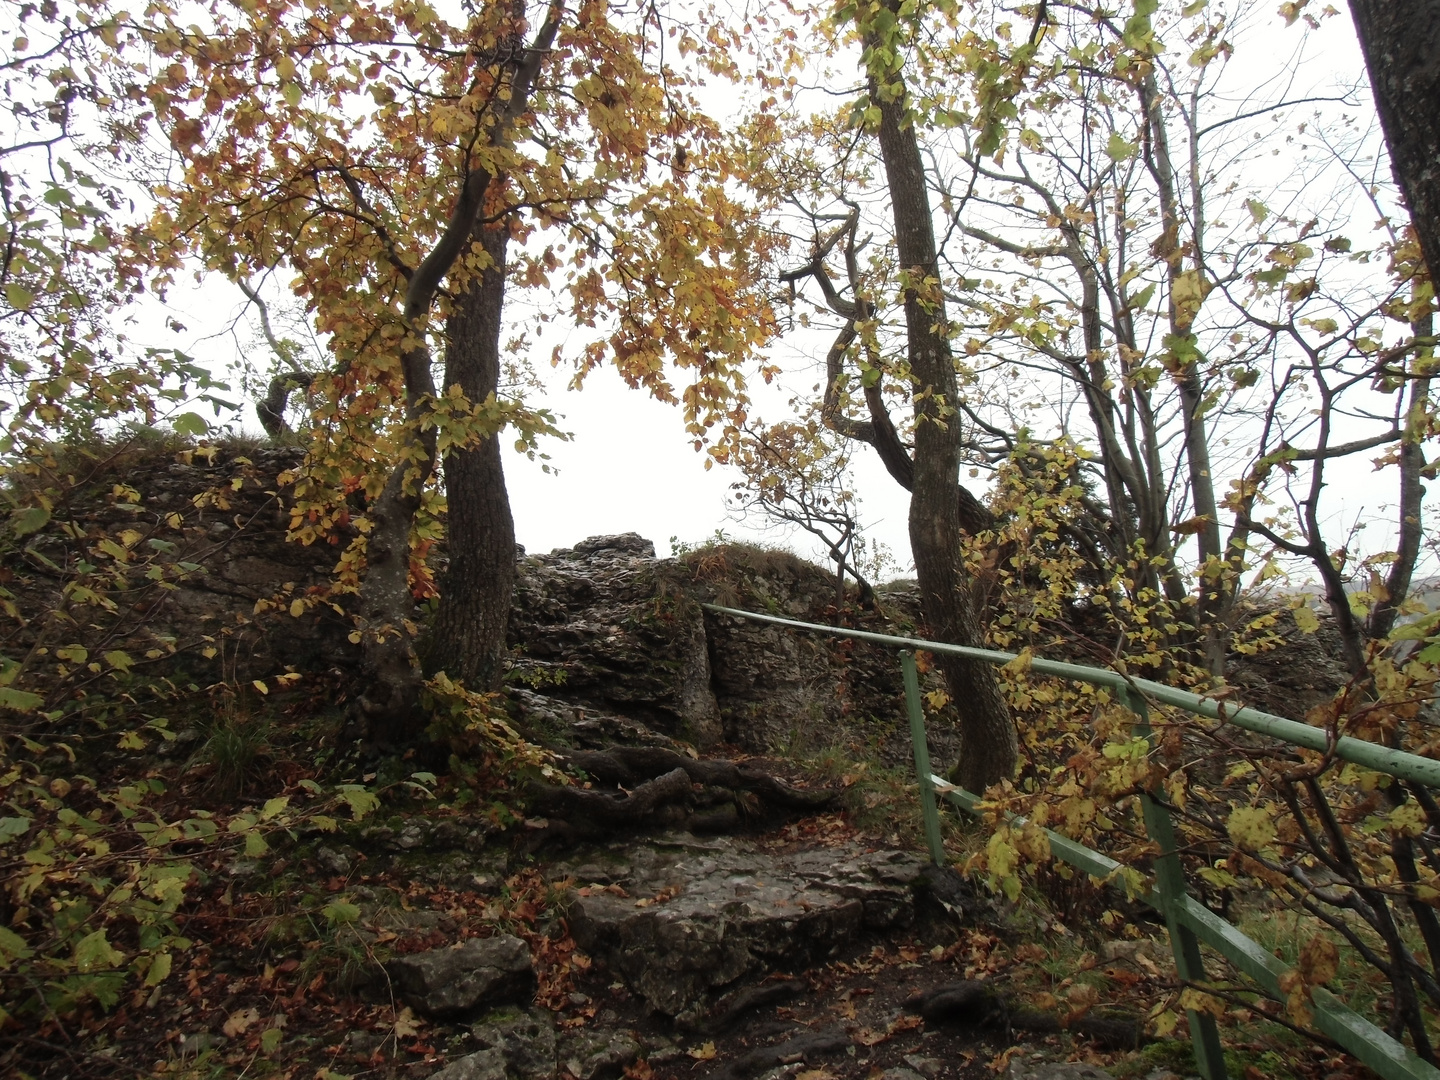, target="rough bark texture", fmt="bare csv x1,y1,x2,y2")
1350,0,1440,279
427,216,517,689
869,57,1017,792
